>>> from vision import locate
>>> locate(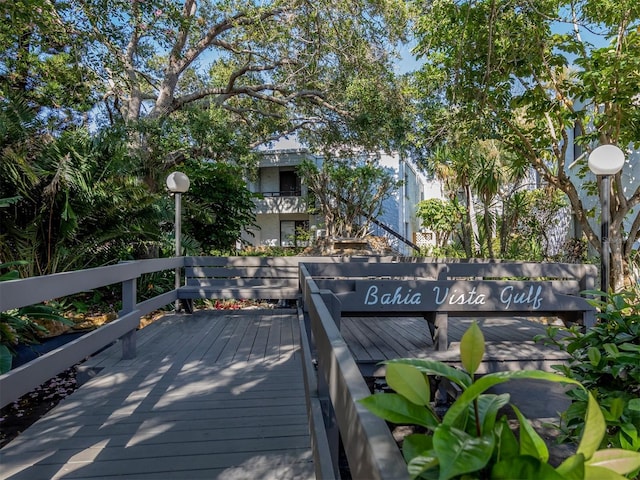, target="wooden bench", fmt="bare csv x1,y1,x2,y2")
177,256,303,304
304,260,597,351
